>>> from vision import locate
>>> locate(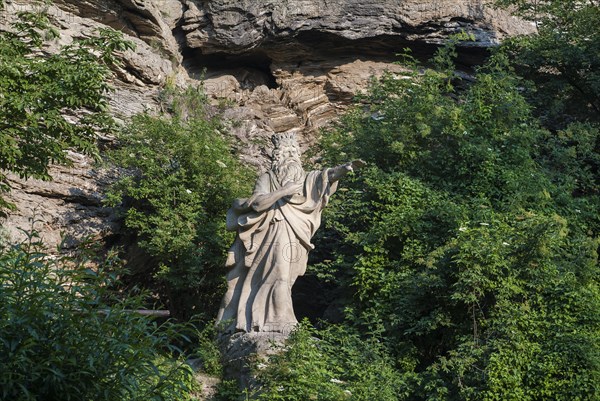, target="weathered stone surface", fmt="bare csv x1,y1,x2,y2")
324,59,412,101
1,0,532,248
53,0,184,62
198,57,412,175
218,332,288,390
0,1,178,245
193,372,221,400
1,0,177,111
272,59,412,130
2,152,120,249
181,0,534,57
